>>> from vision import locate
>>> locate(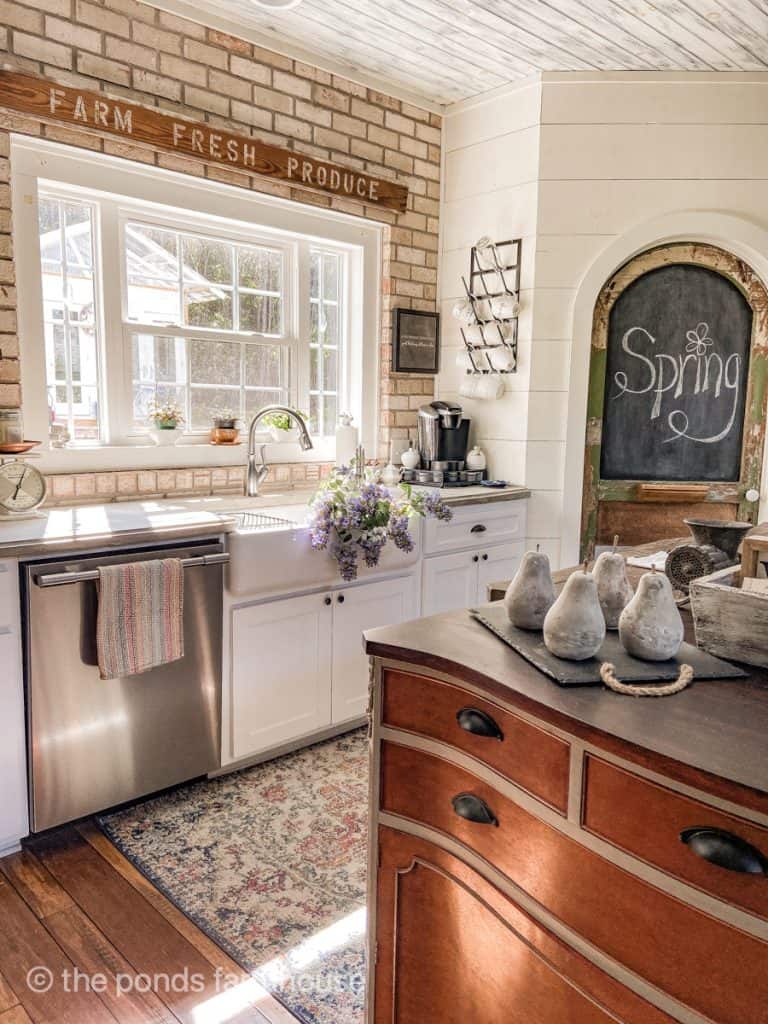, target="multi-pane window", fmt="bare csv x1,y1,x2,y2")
38,197,101,442
309,249,341,437
125,224,283,334
35,189,348,444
